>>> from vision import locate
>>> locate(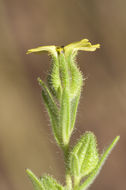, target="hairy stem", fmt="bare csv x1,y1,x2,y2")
63,144,72,189
73,176,80,190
